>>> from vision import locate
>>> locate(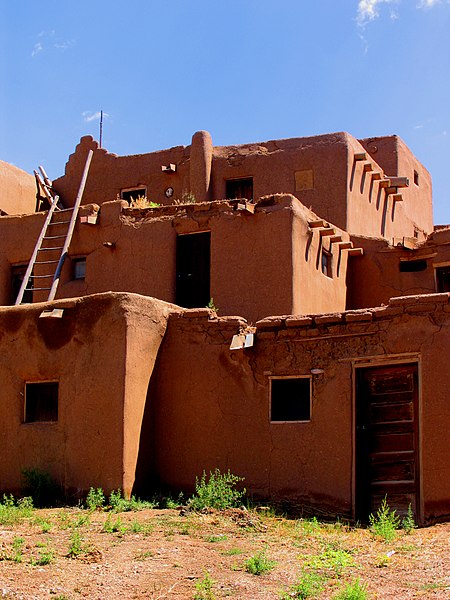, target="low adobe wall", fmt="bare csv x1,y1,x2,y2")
148,294,450,523
0,160,36,215
0,292,177,497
